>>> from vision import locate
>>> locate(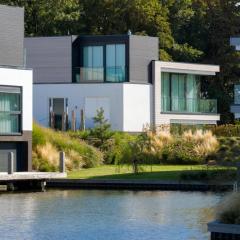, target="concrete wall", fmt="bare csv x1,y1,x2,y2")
33,83,151,132
123,84,152,131
24,36,72,83
129,35,158,84
0,5,24,67
0,67,32,131
152,61,220,126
